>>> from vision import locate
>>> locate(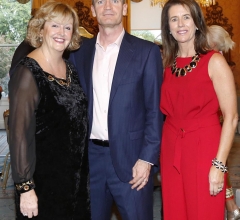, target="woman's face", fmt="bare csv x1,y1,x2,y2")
40,16,73,52
168,4,197,46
